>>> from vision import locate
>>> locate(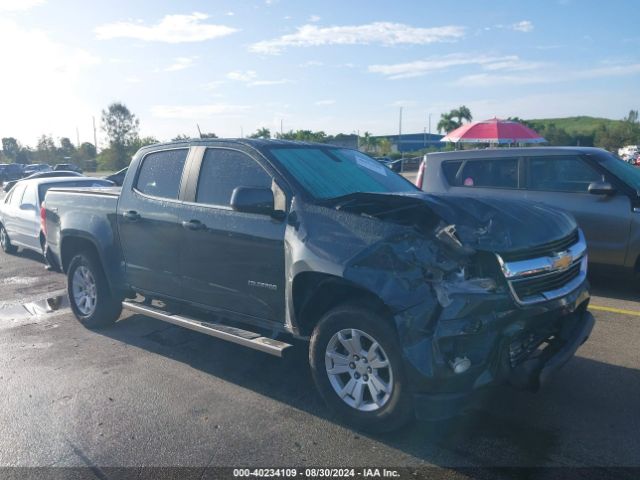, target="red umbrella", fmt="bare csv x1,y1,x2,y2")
441,117,546,144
